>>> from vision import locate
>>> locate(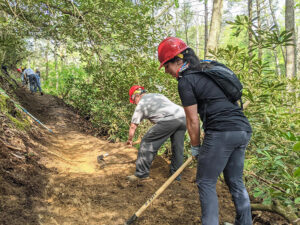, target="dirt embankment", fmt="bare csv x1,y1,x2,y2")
0,87,289,225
